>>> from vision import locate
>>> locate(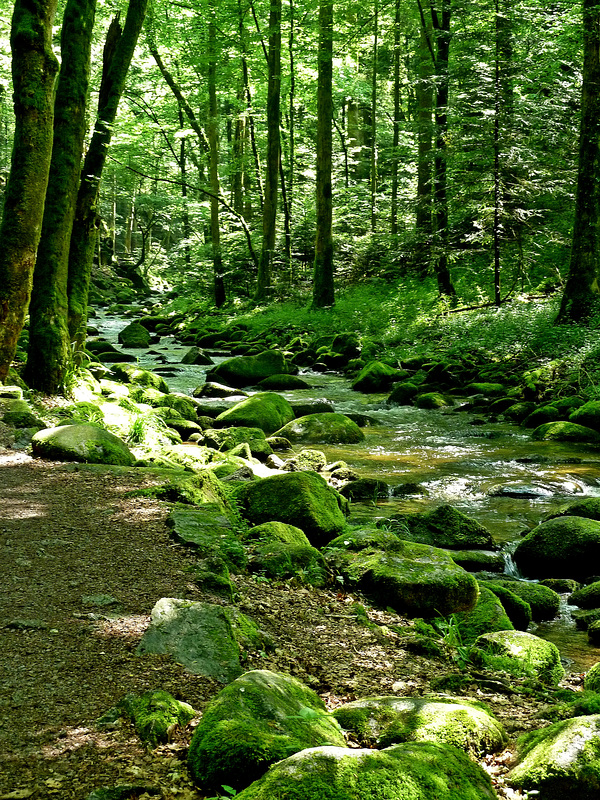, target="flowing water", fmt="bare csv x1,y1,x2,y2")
95,311,600,670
